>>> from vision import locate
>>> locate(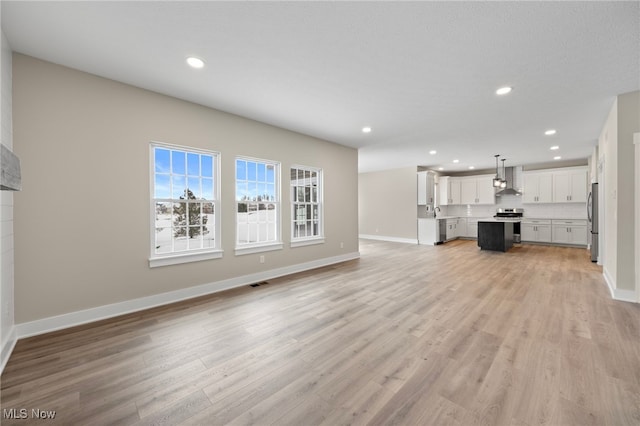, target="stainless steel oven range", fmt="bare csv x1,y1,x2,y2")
494,208,524,243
